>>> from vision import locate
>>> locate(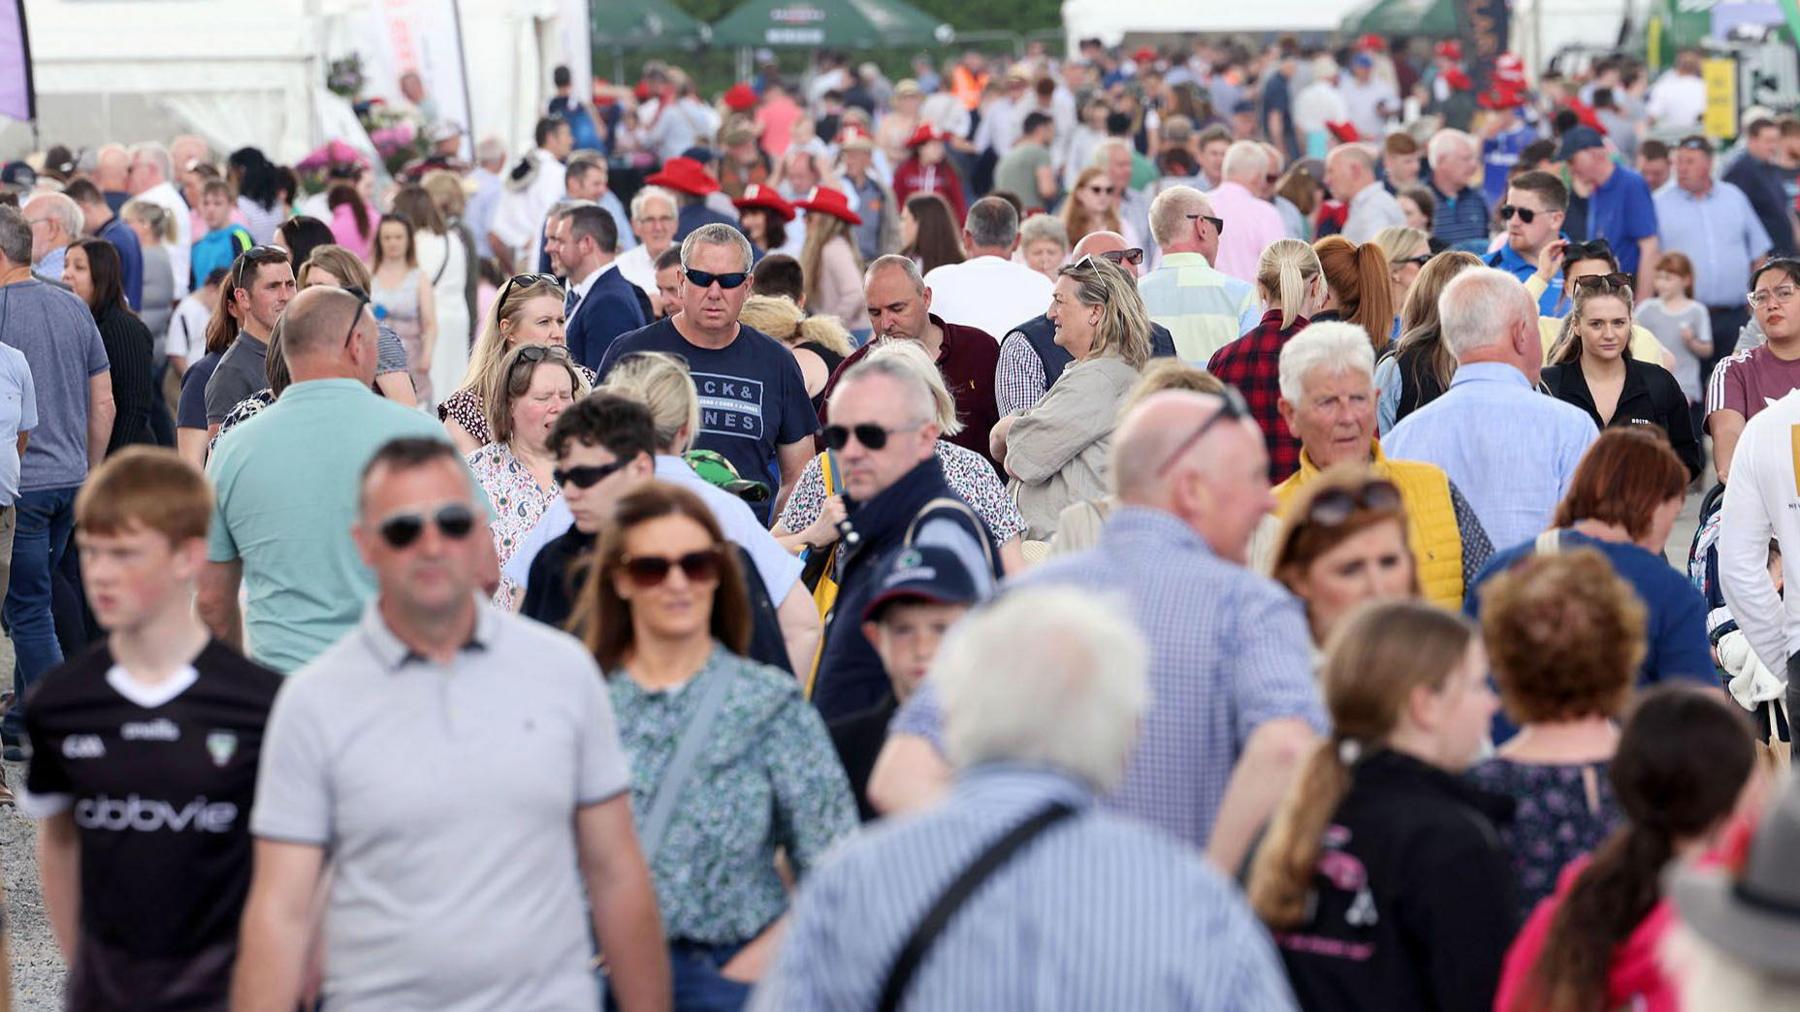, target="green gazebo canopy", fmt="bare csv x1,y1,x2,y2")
594,0,710,51
709,0,950,50
1341,0,1458,38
